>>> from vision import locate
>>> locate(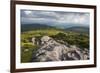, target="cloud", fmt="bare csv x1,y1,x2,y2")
24,10,32,15
21,10,90,25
